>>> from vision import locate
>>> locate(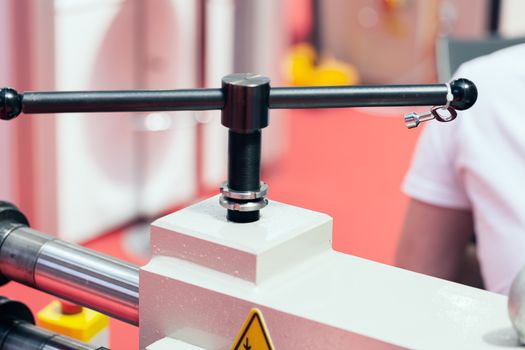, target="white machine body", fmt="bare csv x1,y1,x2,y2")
140,196,518,349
